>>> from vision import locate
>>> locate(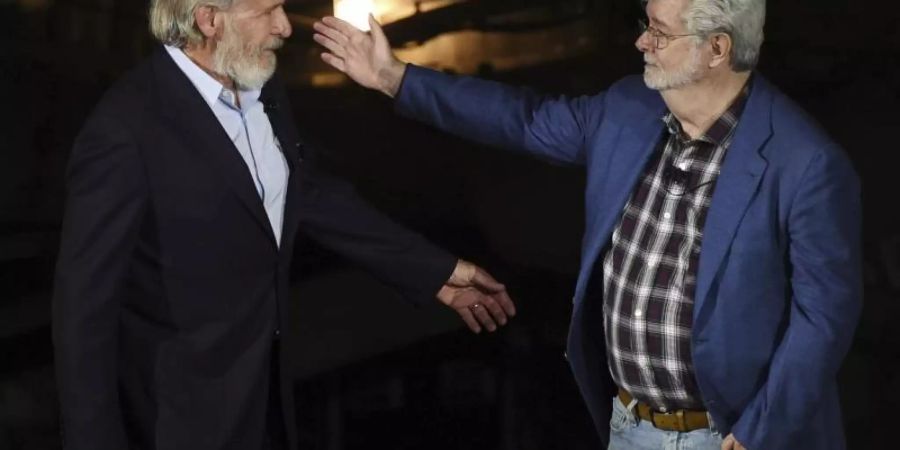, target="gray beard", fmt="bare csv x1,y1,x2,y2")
212,22,280,90
643,47,704,91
